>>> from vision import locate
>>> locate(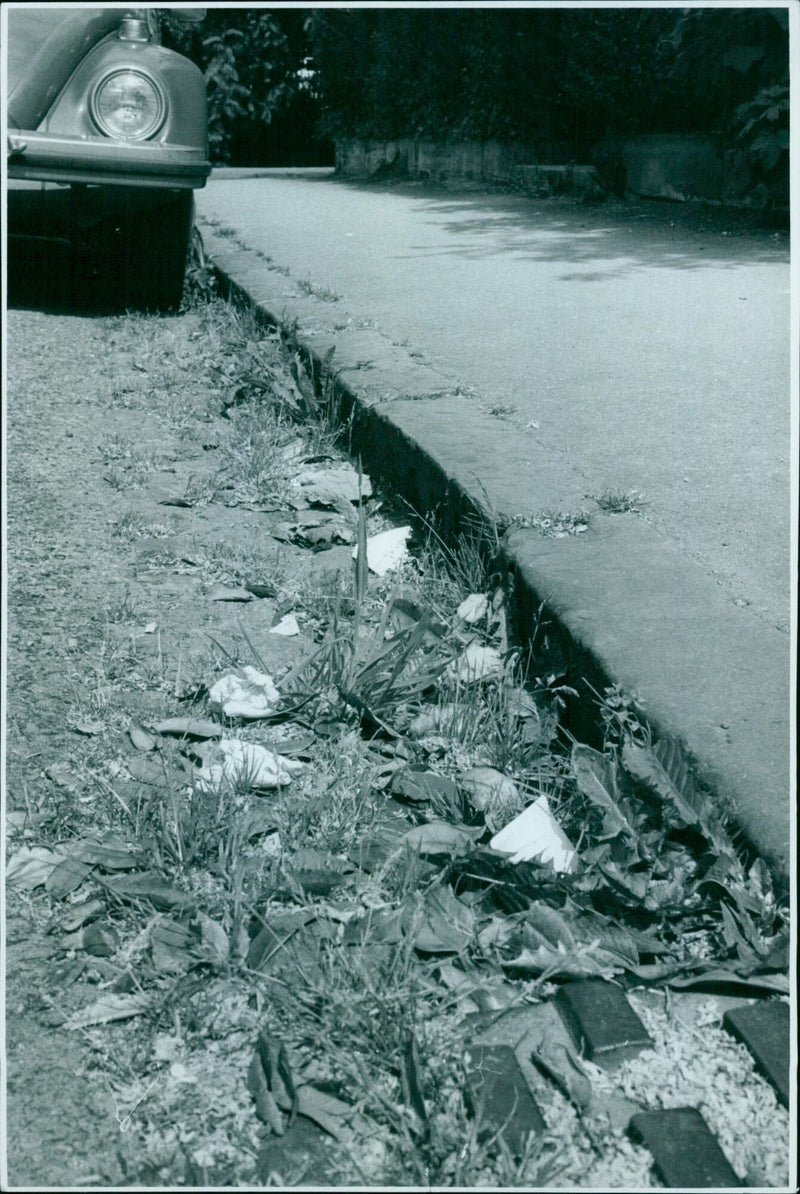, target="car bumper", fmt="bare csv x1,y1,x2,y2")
7,131,211,189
